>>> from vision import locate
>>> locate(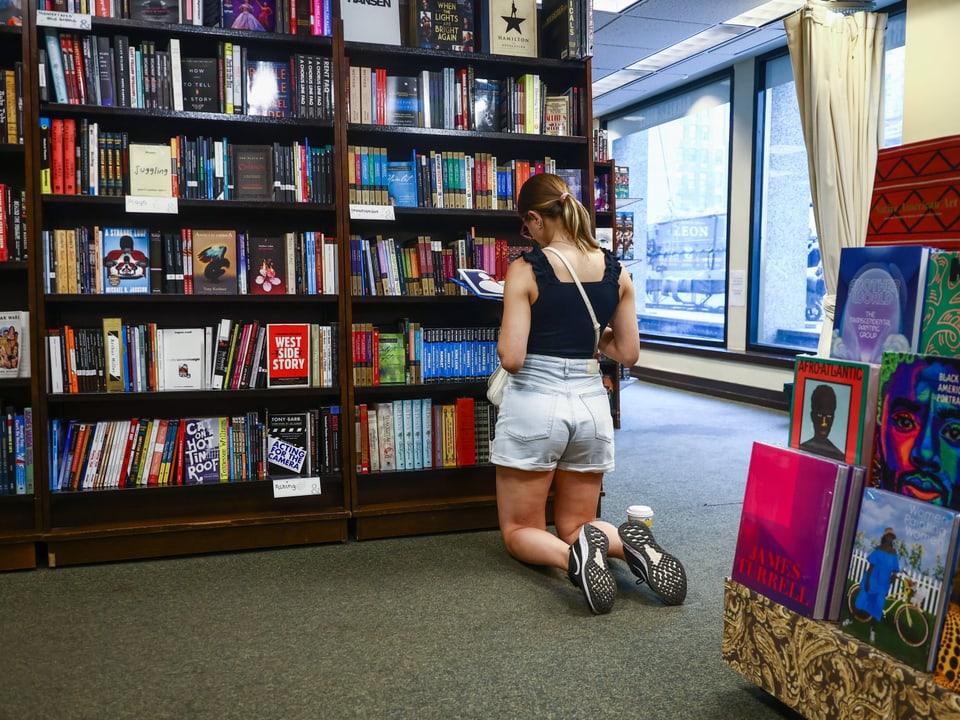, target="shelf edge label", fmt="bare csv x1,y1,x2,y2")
272,477,322,498
36,10,92,30
349,204,395,221
125,195,179,214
